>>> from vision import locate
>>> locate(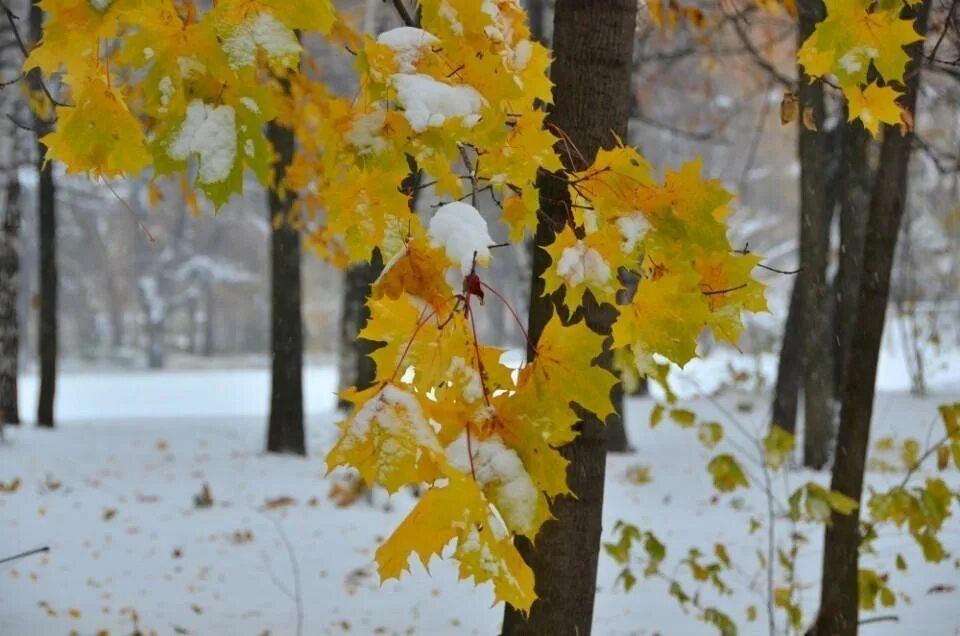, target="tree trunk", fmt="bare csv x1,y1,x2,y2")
265,113,305,456
833,119,872,394
202,280,215,356
337,256,382,411
771,278,802,435
0,170,21,426
501,1,636,633
145,316,165,369
31,0,57,428
810,5,929,634
797,0,833,469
